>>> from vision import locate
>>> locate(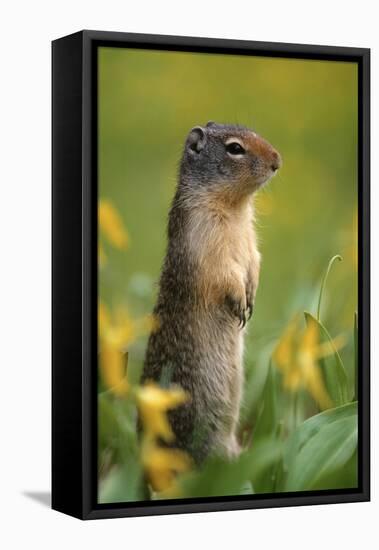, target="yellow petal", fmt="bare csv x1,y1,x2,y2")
142,441,192,492
111,322,135,349
100,340,129,397
301,316,319,352
137,383,189,442
283,368,302,391
98,303,153,398
138,383,188,412
140,405,174,442
274,314,334,410
98,301,111,336
302,357,333,410
273,315,299,370
316,334,346,359
99,199,129,250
